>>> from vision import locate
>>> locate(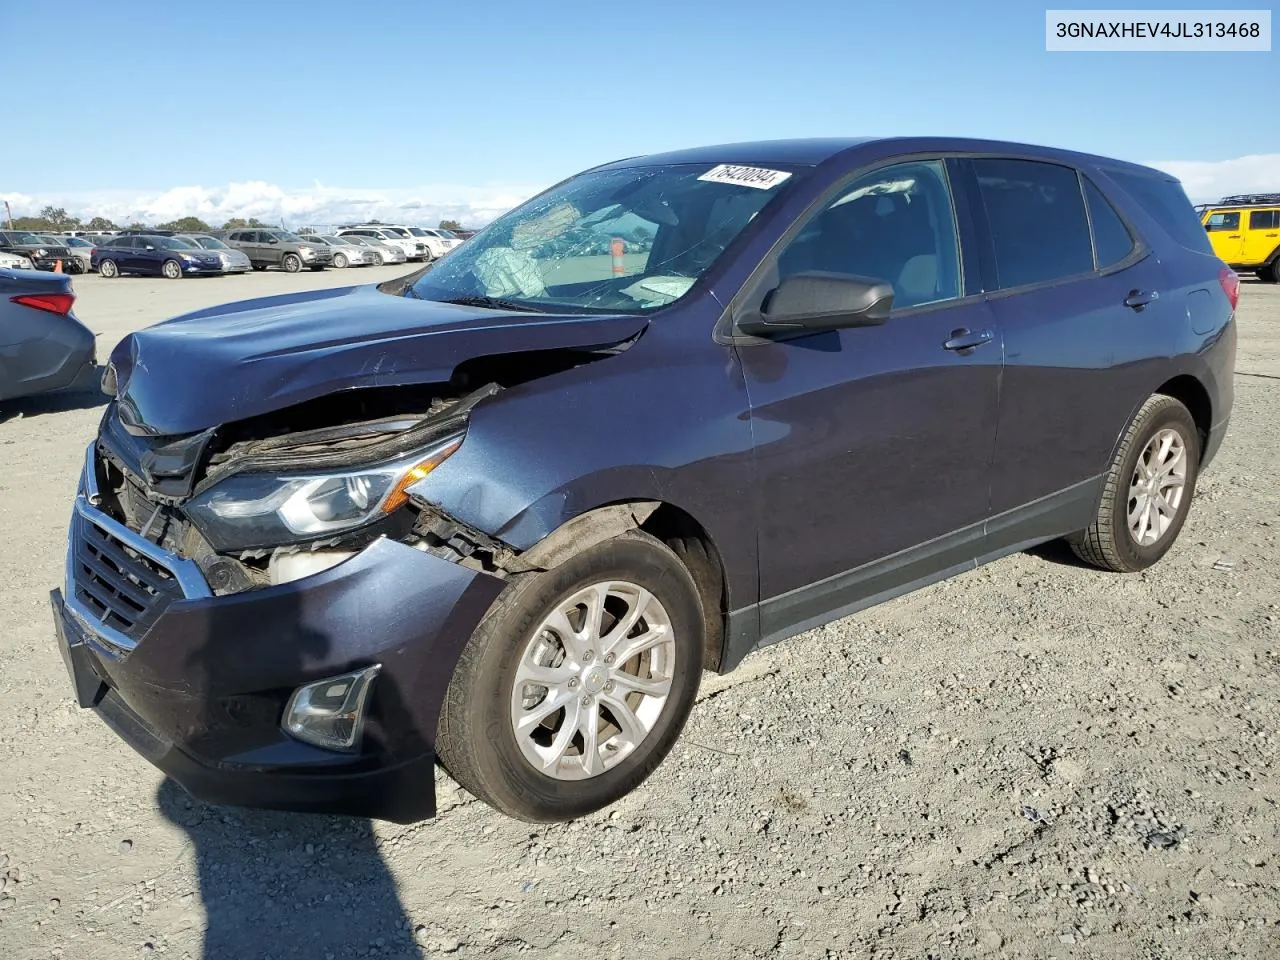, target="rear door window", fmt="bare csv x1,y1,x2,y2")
971,158,1093,290
1249,210,1279,230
